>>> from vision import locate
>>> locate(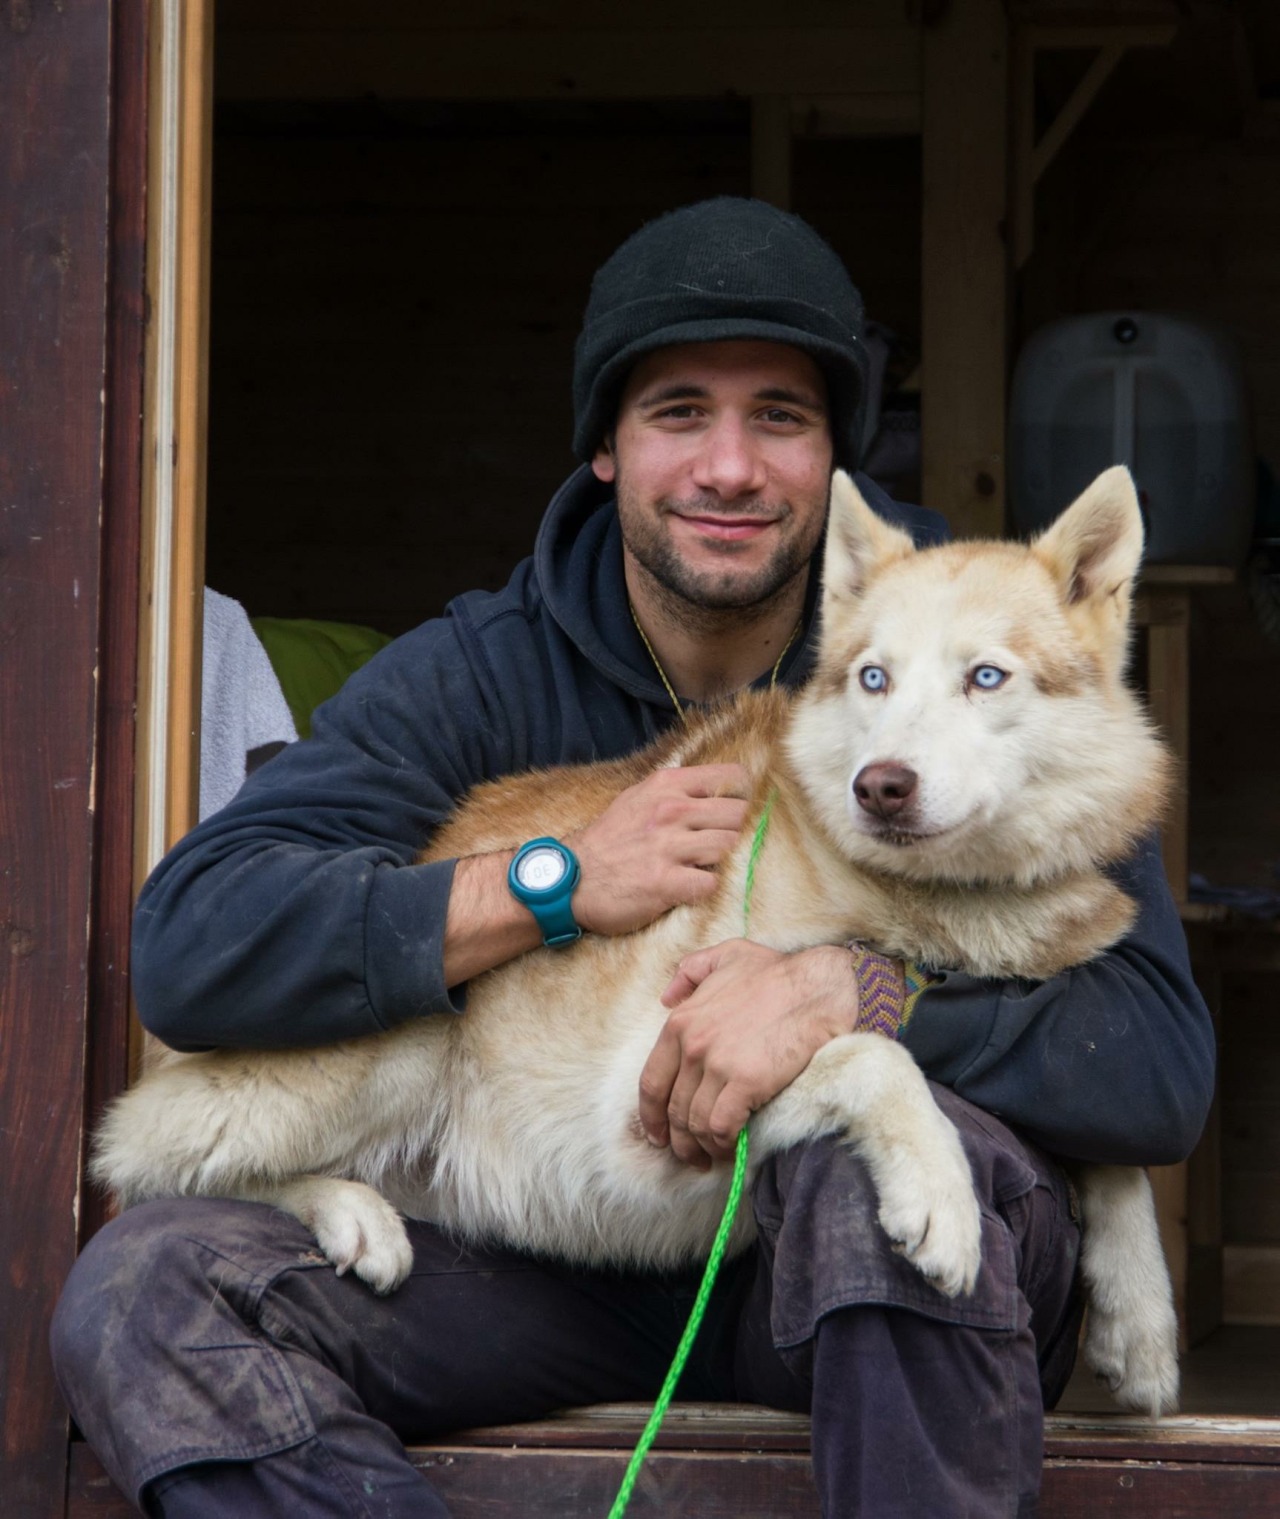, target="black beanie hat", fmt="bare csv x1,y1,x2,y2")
572,197,869,470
